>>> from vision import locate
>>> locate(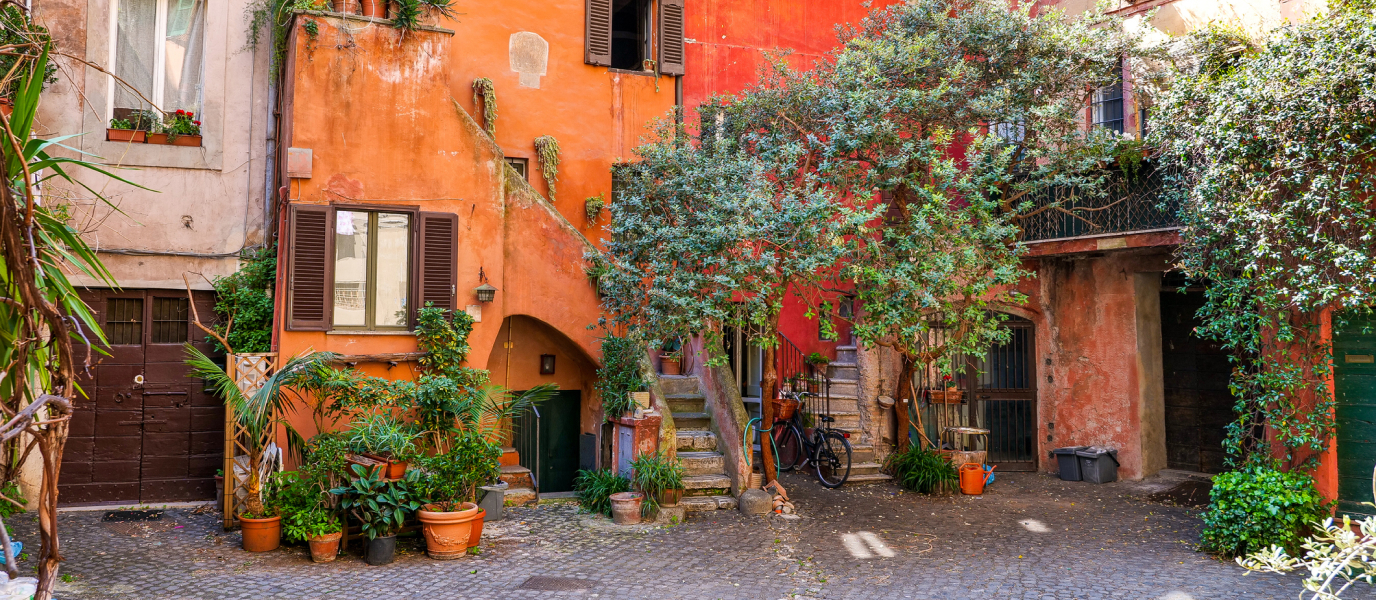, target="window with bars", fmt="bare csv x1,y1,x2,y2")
1092,59,1125,134
106,298,144,345
151,298,188,344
